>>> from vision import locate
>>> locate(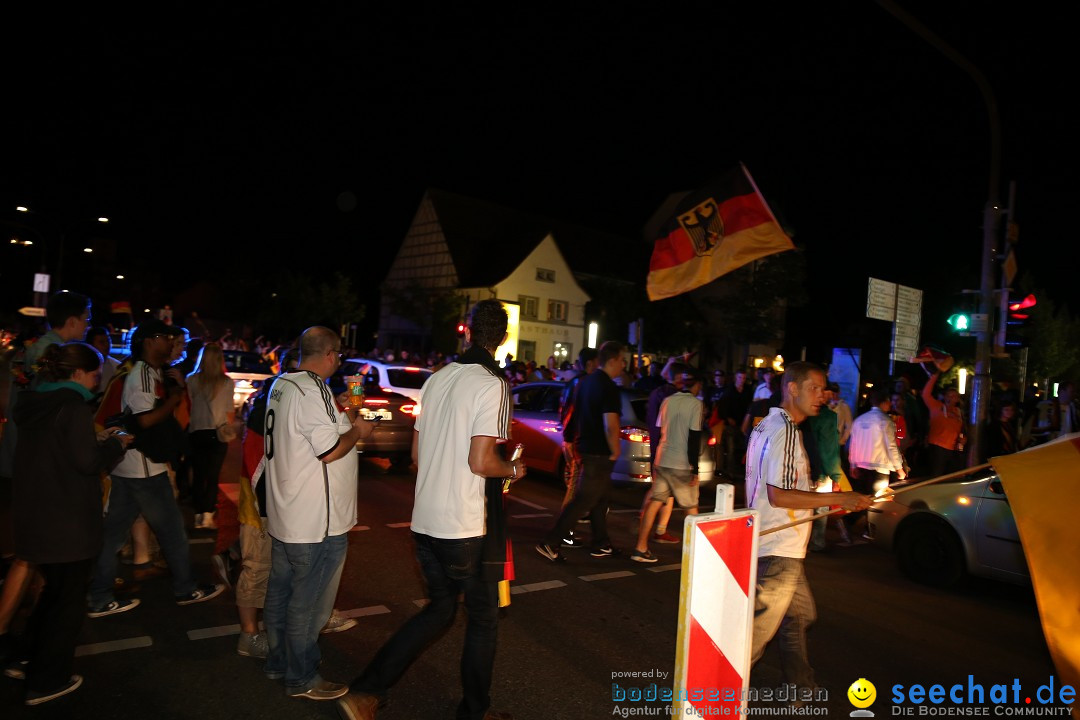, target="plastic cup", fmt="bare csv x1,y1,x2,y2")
345,376,364,407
